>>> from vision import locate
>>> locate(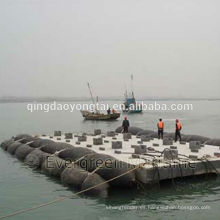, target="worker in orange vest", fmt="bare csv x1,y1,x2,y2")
157,118,164,139
175,119,182,142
